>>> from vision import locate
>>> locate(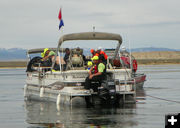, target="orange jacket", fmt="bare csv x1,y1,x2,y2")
96,51,108,60
90,49,96,57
